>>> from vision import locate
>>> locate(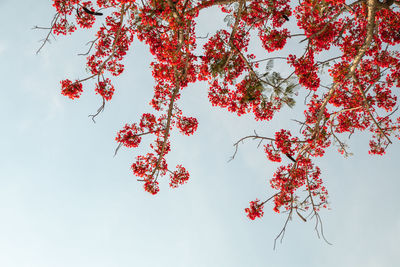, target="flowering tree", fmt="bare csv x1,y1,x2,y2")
38,0,400,244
